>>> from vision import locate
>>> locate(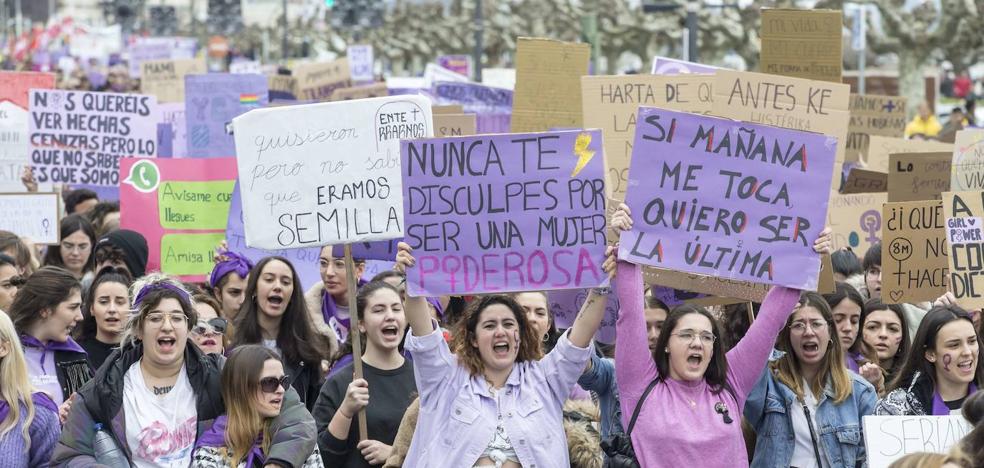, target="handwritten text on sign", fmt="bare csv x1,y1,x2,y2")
862,415,971,468
943,190,984,309
401,129,609,296
881,200,948,304
0,193,60,244
28,90,158,187
232,96,432,249
620,107,836,290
